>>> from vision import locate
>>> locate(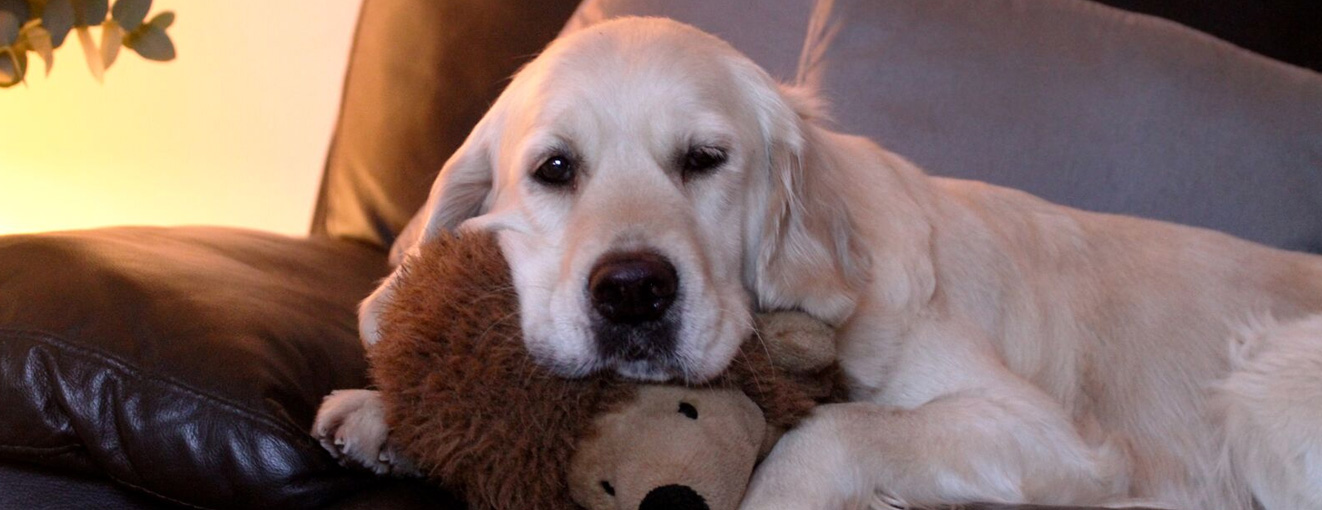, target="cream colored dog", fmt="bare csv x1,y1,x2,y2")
314,17,1322,510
